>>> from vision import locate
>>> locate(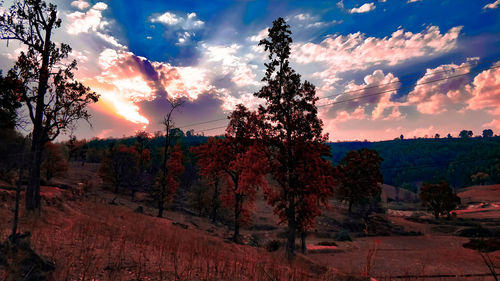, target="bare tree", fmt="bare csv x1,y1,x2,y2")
157,98,184,217
0,0,99,210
